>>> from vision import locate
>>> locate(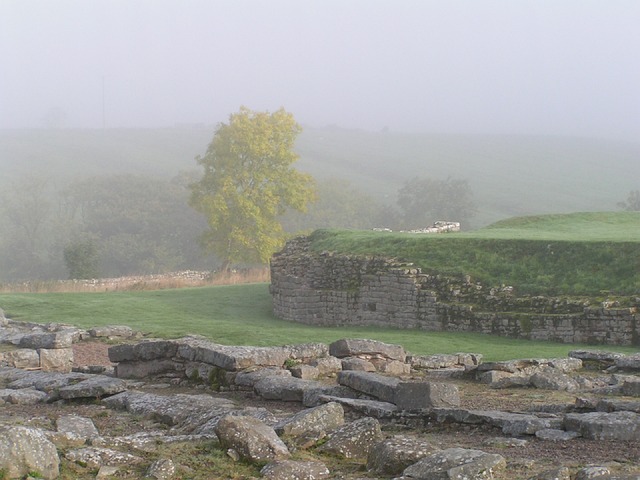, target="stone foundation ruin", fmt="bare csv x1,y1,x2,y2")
270,236,640,346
